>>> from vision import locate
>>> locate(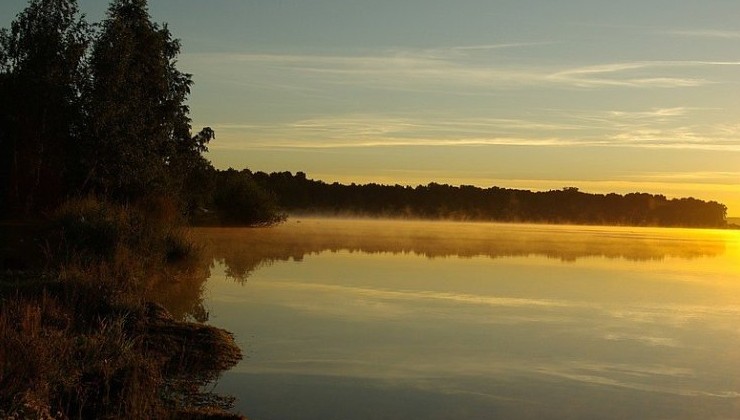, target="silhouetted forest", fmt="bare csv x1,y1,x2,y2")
0,0,282,227
246,171,728,228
